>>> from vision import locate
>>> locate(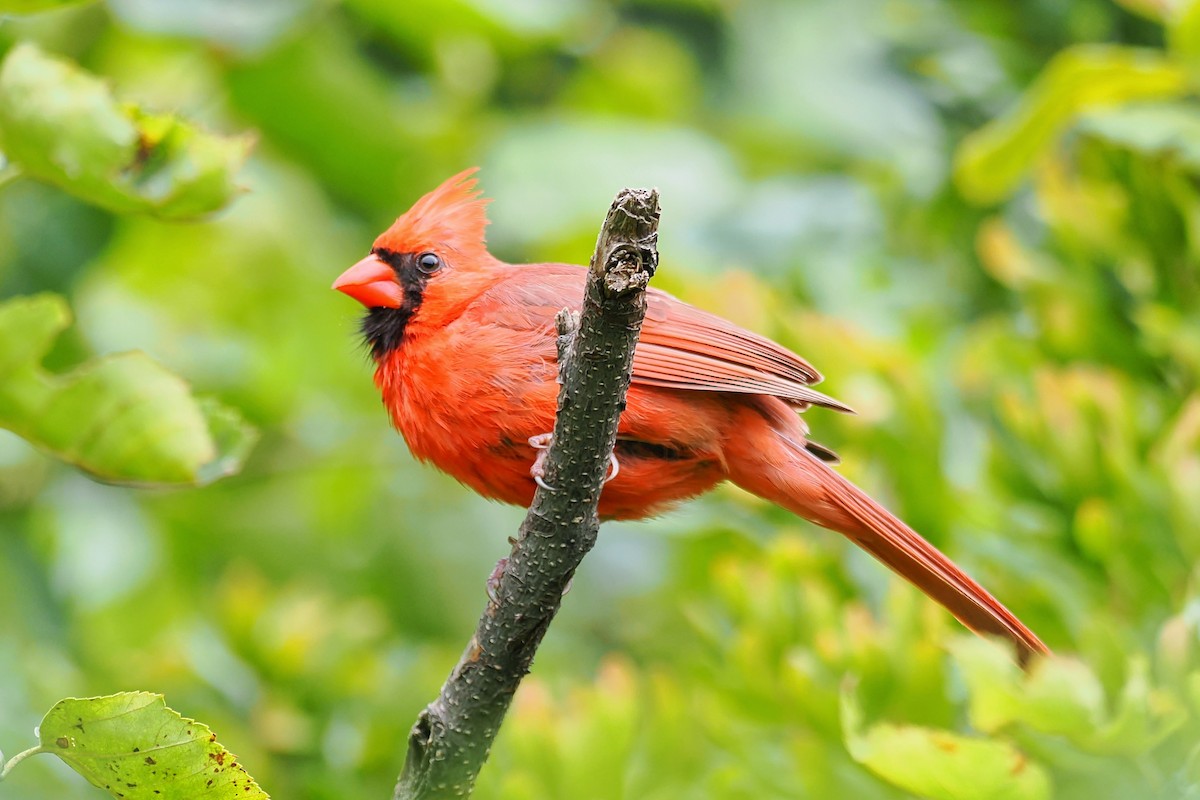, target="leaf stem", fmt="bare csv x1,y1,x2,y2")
0,745,45,782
